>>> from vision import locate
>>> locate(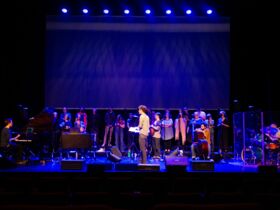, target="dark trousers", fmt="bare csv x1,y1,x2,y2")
152,137,161,156
139,134,148,164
